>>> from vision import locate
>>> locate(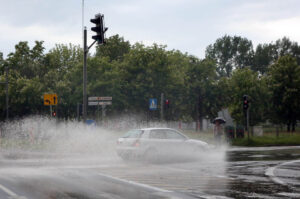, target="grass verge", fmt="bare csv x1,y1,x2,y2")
231,133,300,147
